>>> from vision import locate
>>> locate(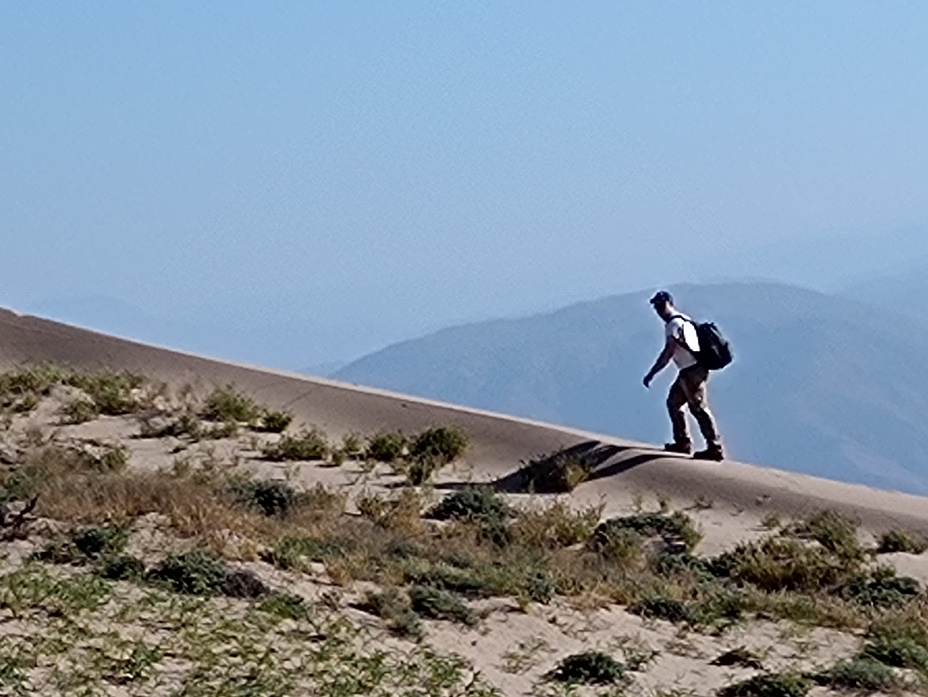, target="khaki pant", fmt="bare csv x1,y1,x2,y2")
667,365,721,449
